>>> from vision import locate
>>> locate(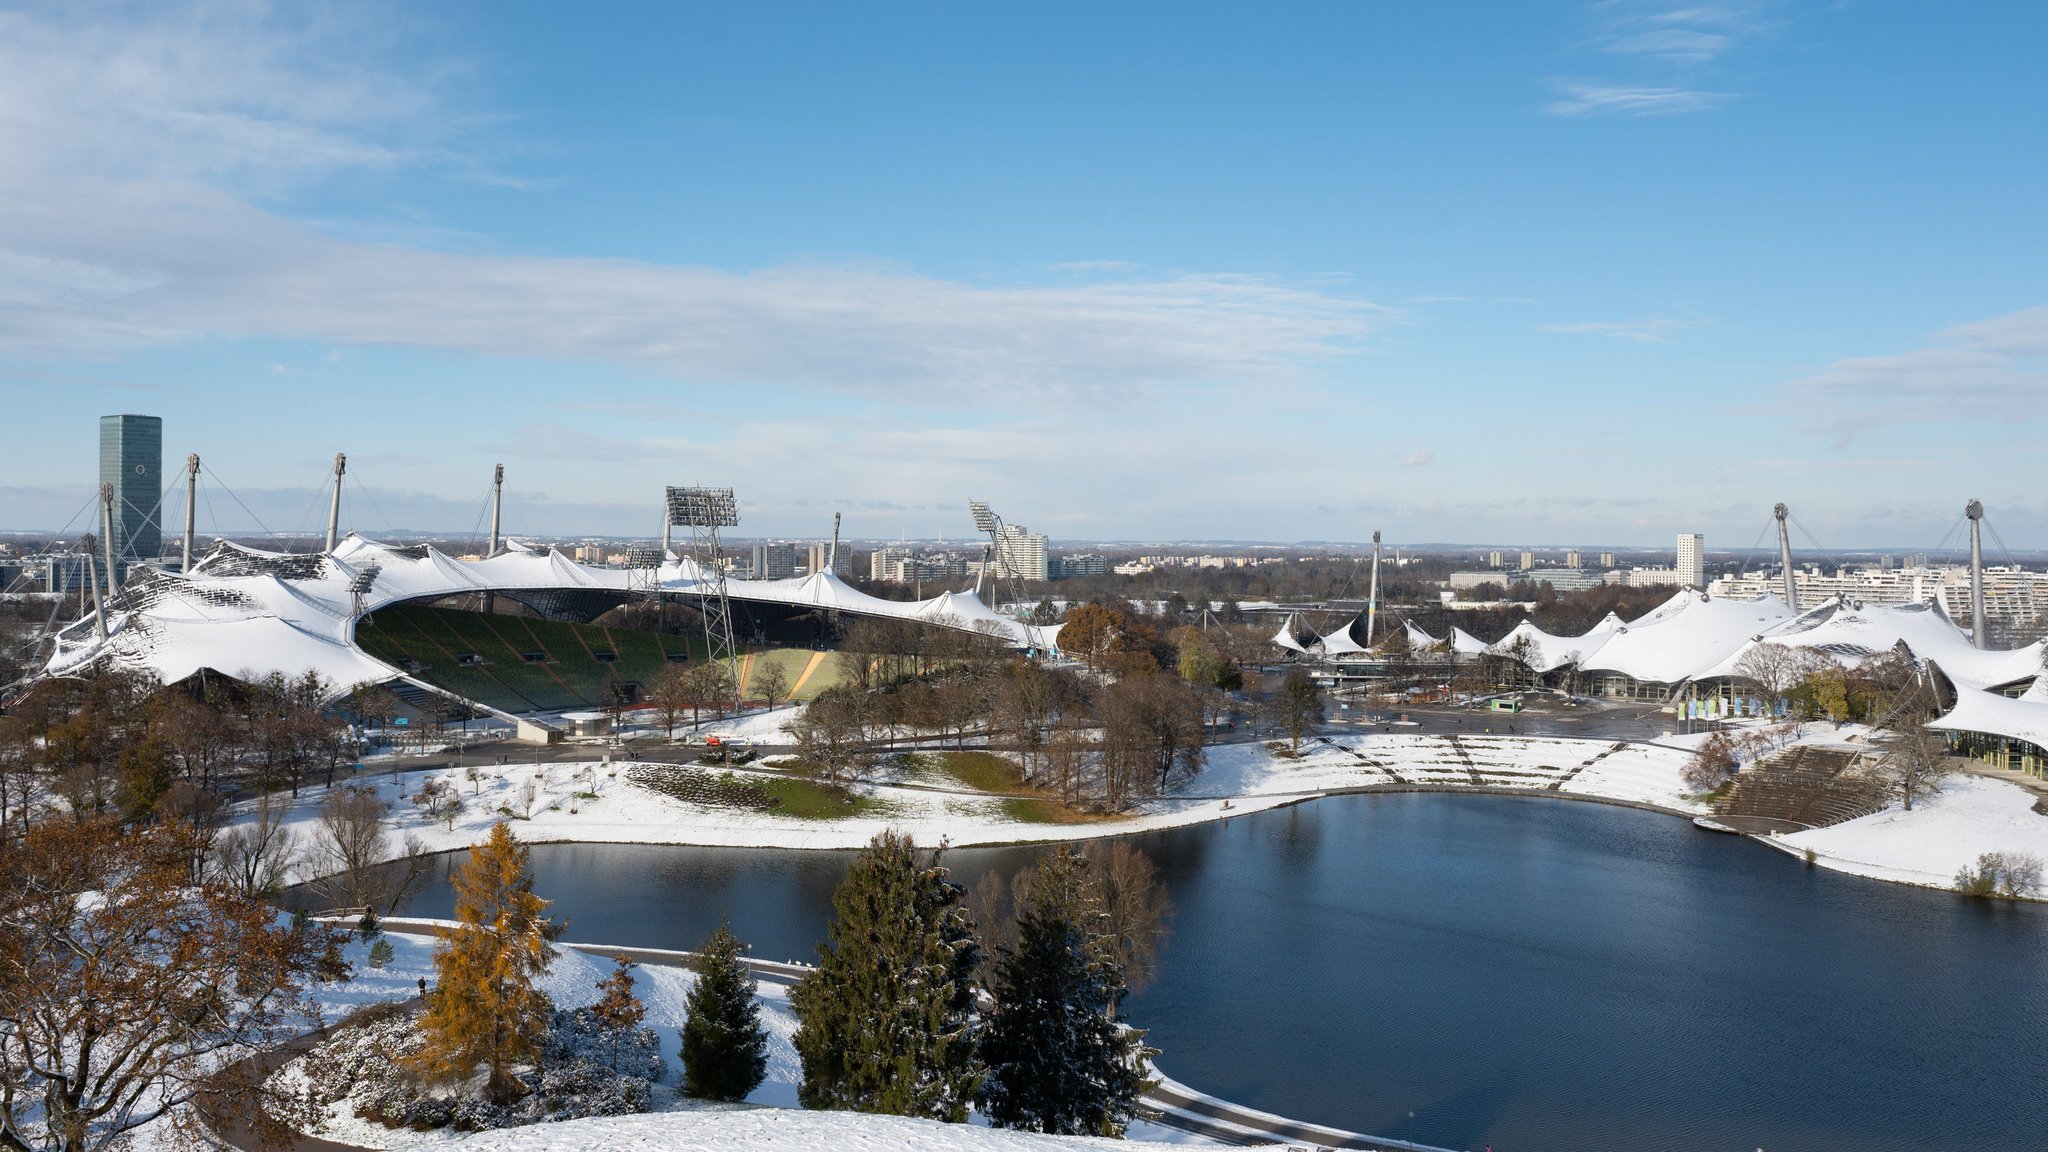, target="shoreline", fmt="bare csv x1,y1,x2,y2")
271,733,2047,904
